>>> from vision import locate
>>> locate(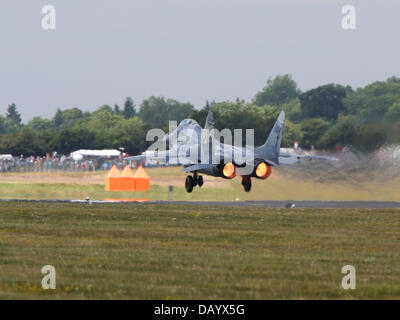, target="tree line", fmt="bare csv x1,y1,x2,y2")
1,74,400,156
